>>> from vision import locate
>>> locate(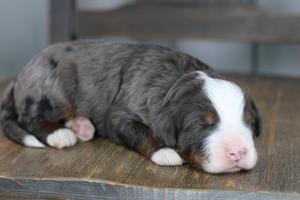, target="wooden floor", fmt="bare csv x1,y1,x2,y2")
0,74,300,199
